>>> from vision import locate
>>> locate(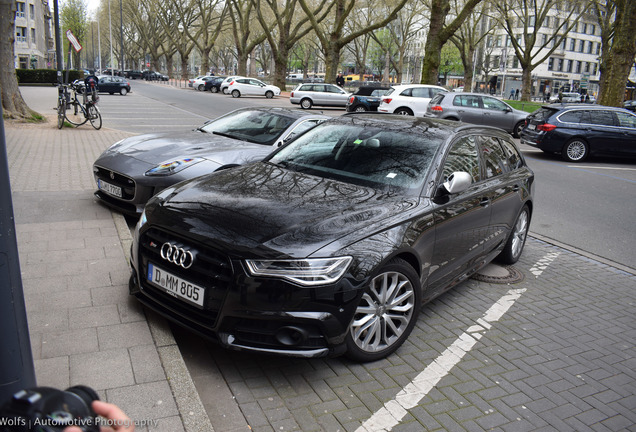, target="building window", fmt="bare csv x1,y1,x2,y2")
542,34,547,45
512,58,519,69
545,16,551,28
569,38,576,51
581,23,587,34
593,63,597,75
576,61,582,74
589,24,596,35
16,27,27,43
596,44,601,55
29,3,35,19
561,38,566,50
585,62,590,73
557,58,564,72
31,28,36,43
578,40,585,52
19,56,28,69
567,60,573,73
554,18,560,29
548,58,554,71
16,2,26,18
587,41,593,54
